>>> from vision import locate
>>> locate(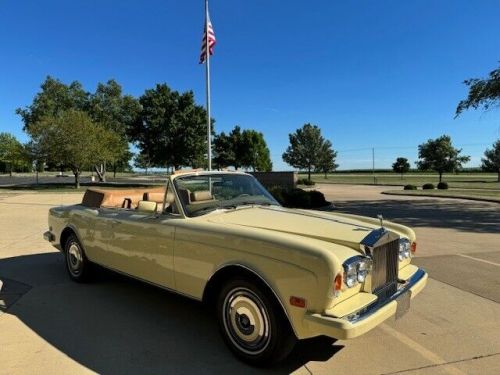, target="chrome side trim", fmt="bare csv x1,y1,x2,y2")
345,268,427,323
